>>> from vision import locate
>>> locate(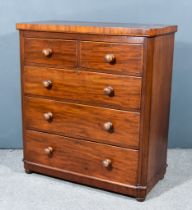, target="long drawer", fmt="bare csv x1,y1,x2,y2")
24,66,142,110
25,130,139,185
24,97,140,148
